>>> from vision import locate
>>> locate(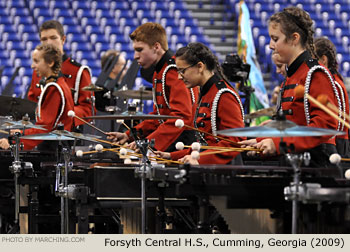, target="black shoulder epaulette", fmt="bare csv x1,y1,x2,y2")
215,80,226,90
168,57,175,65
57,71,64,78
305,58,319,69
69,58,82,67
